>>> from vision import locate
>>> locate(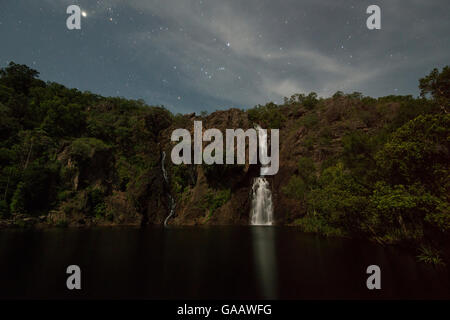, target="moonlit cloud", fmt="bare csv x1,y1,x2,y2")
1,0,449,112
